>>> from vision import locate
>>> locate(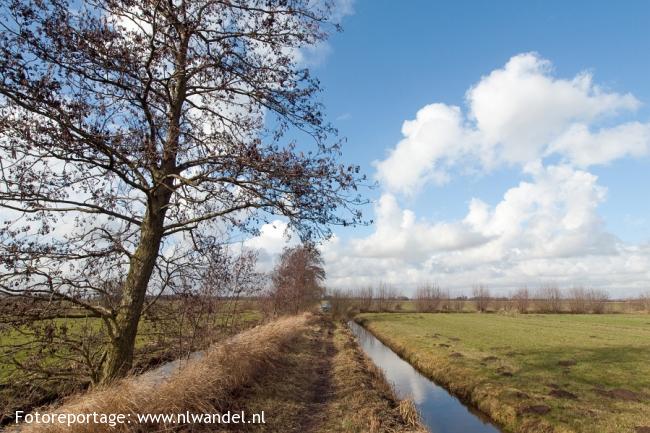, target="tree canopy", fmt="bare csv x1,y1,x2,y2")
270,244,326,314
0,0,365,382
